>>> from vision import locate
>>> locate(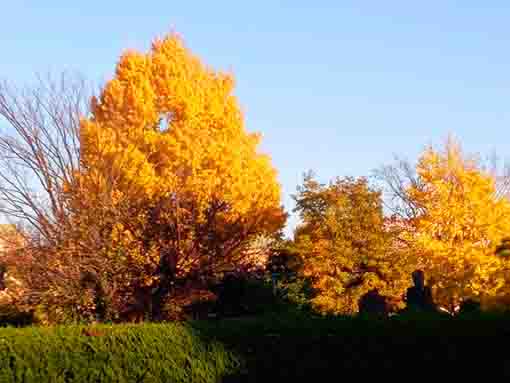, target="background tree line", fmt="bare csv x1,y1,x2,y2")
1,32,510,324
